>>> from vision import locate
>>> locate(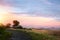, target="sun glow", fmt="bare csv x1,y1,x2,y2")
0,16,4,23
0,6,9,23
